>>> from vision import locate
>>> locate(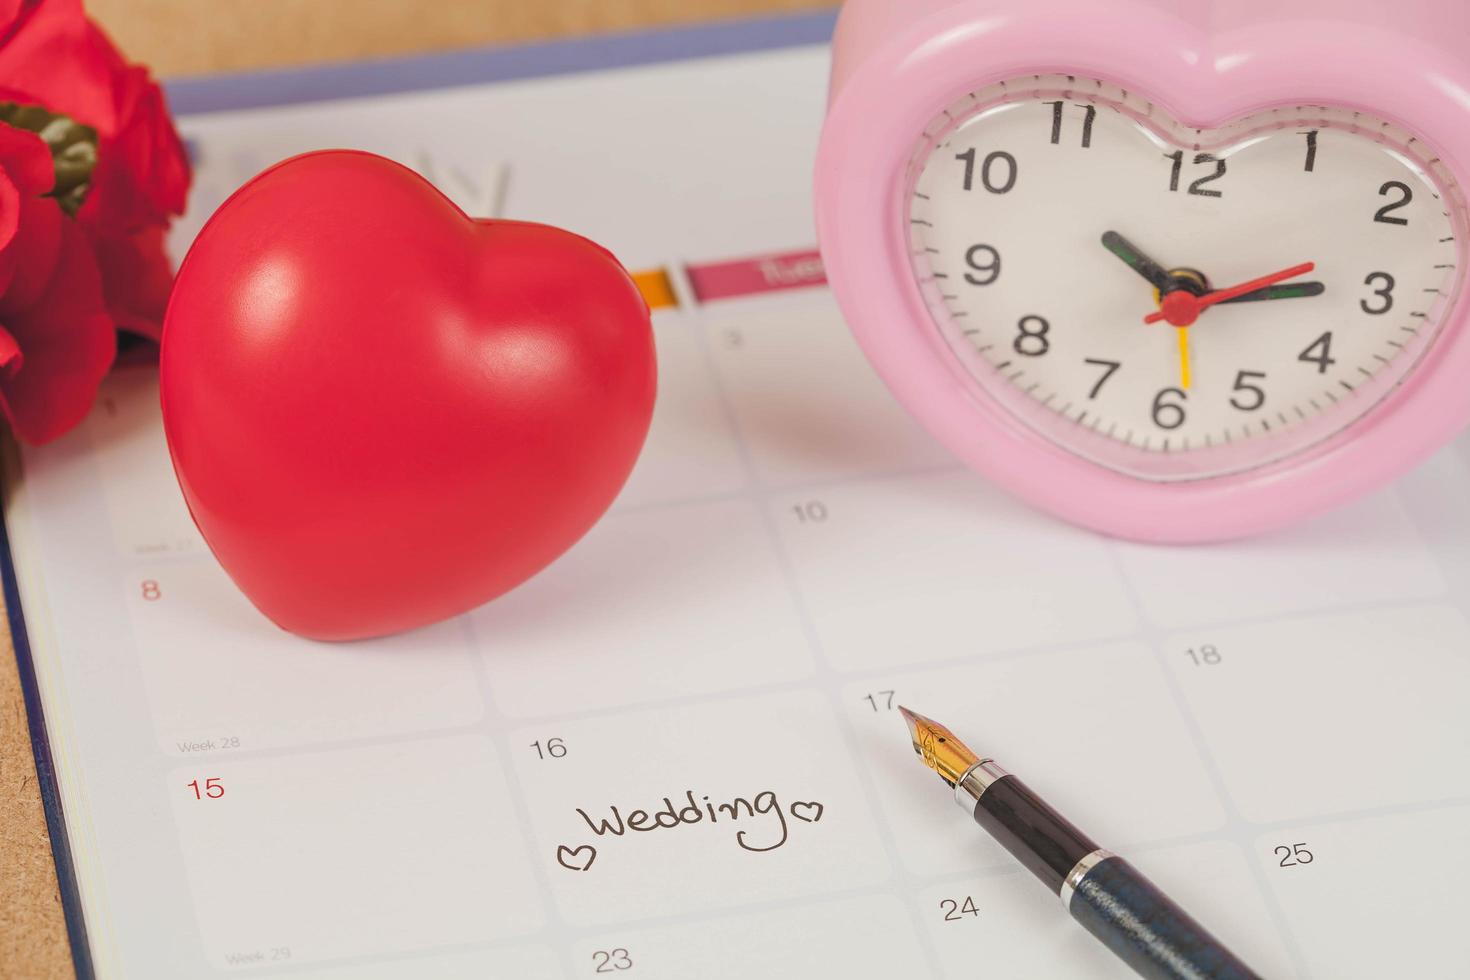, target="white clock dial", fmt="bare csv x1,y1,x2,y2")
907,76,1467,482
